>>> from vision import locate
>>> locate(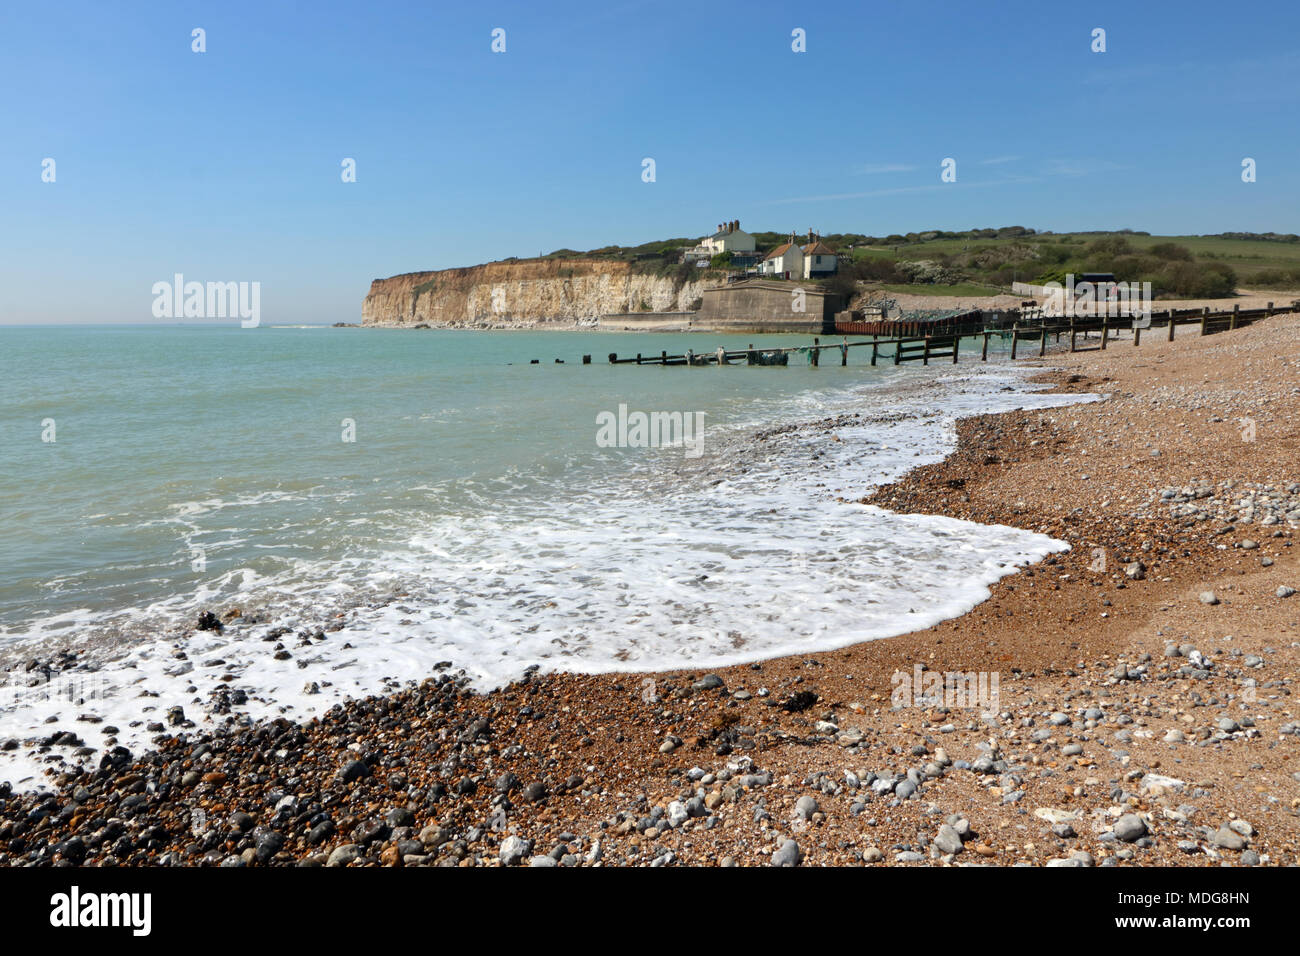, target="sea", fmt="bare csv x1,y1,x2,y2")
0,324,1096,785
